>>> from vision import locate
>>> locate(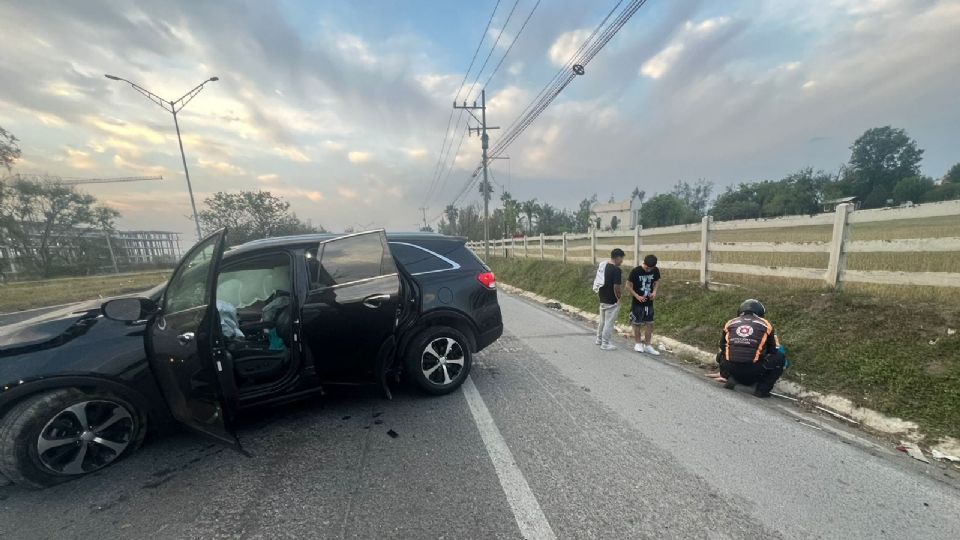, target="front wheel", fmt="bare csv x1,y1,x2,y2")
0,389,146,488
405,327,473,395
